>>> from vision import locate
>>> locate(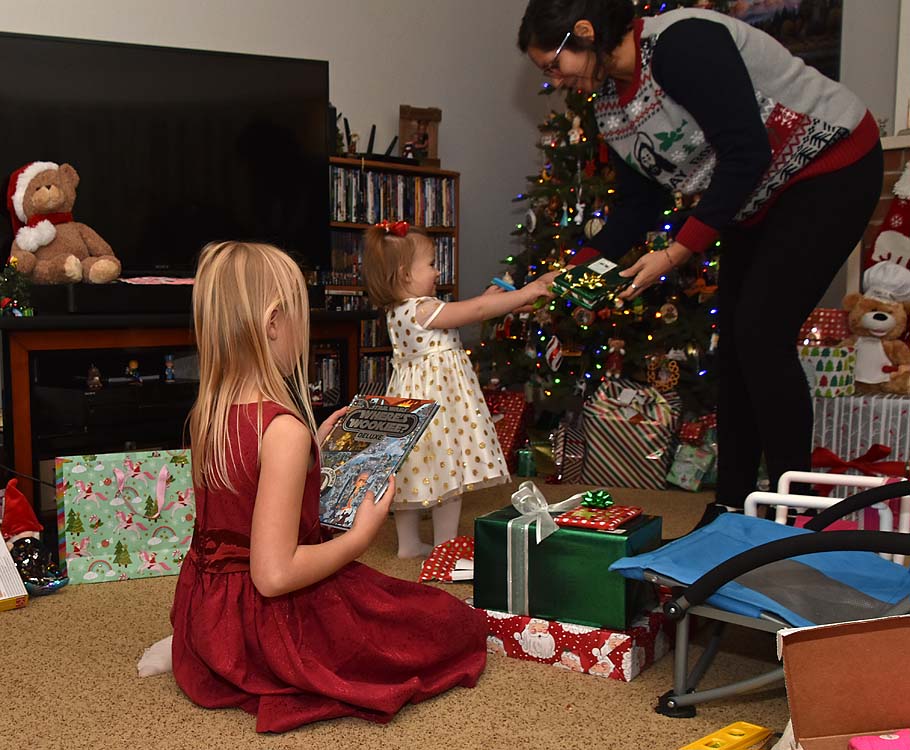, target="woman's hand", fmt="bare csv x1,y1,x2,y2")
348,475,396,550
316,406,348,446
617,243,693,300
